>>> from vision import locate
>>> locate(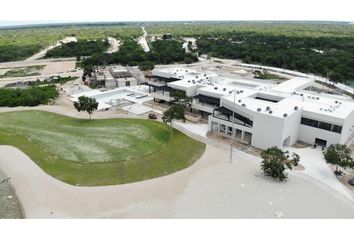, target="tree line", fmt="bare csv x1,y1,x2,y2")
44,40,109,58
0,86,59,107
80,39,198,70
196,32,354,84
